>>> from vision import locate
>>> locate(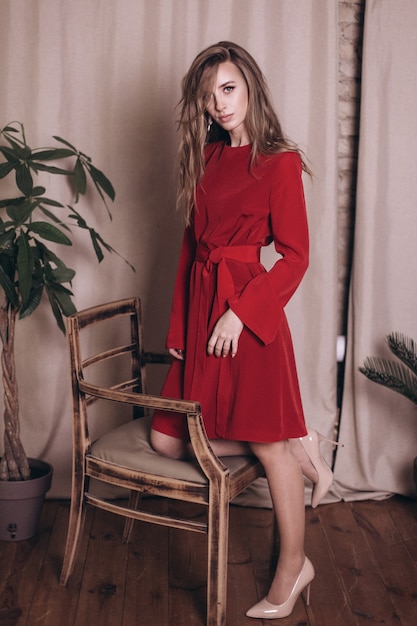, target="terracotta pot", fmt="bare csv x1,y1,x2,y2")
0,458,53,541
